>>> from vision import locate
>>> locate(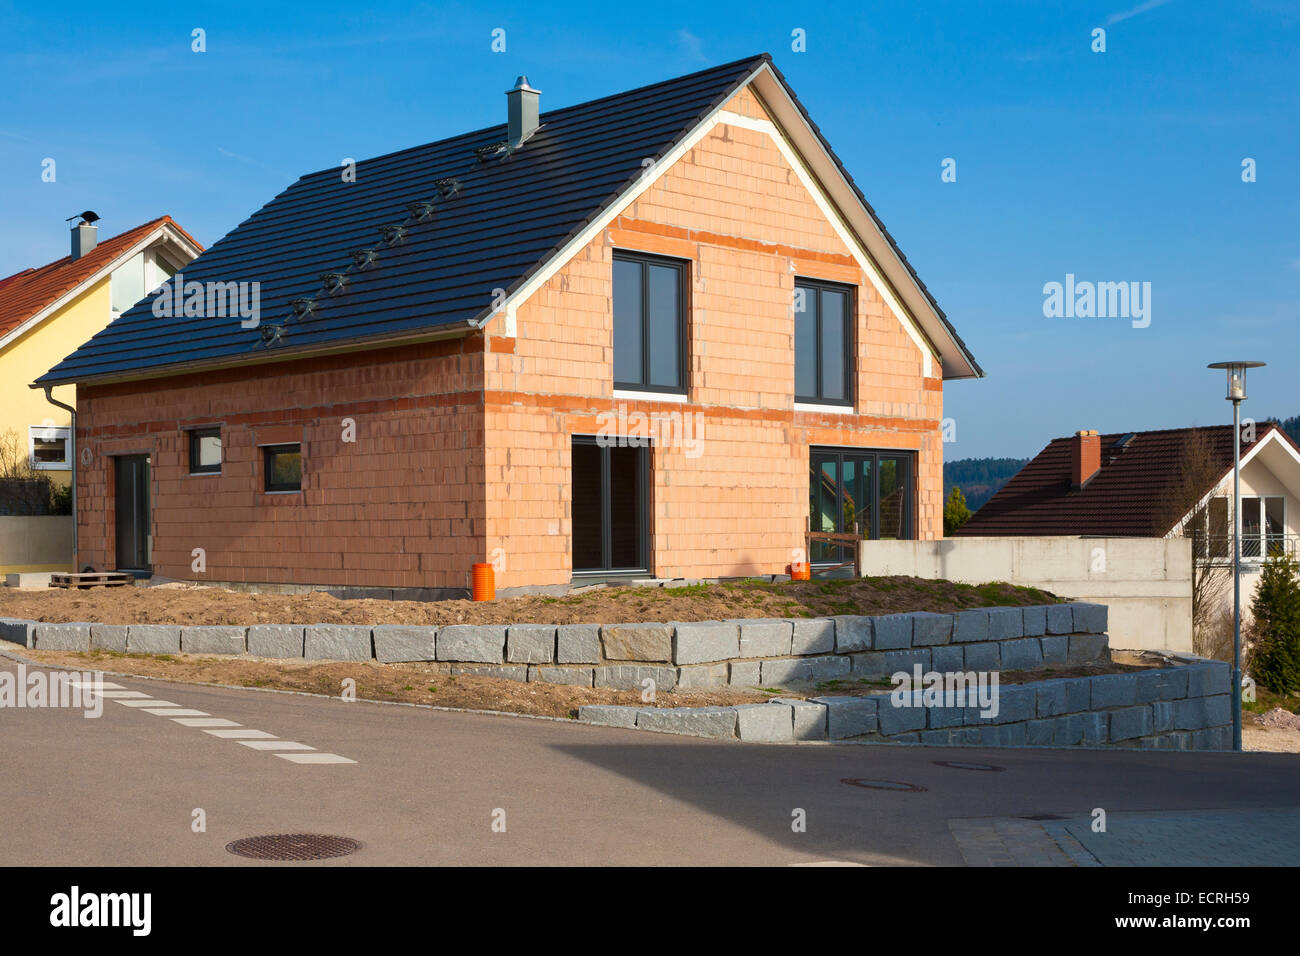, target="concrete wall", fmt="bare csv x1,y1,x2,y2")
856,536,1193,652
0,516,73,572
